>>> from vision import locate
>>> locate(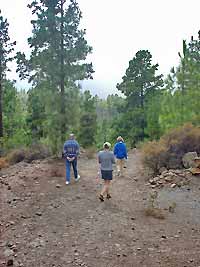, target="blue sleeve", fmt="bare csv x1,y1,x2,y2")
76,142,80,155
